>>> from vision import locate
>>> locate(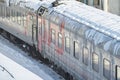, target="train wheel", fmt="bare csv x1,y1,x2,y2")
29,45,37,58
65,72,73,80
9,34,16,43
2,30,7,38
